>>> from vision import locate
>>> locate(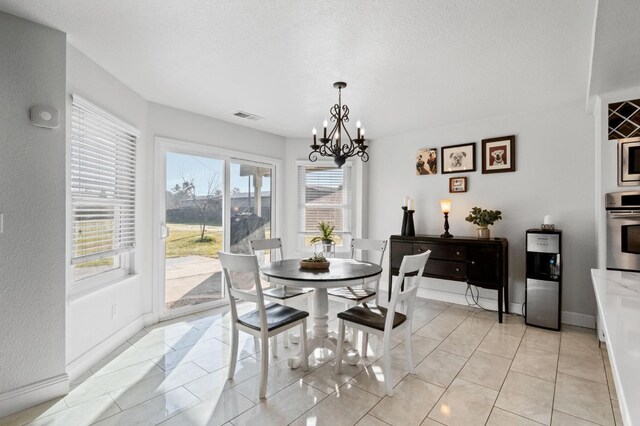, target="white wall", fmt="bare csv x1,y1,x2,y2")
148,103,286,160
65,45,151,376
0,11,67,411
367,101,597,320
